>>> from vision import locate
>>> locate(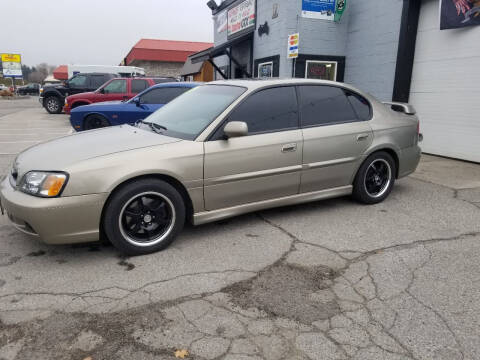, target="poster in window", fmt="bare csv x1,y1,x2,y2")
440,0,480,29
258,63,273,78
301,0,336,21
